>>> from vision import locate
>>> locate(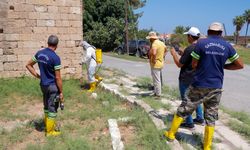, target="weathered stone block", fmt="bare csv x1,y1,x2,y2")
0,49,3,55
48,6,58,13
47,27,58,33
59,7,69,13
37,20,55,27
70,21,82,27
3,55,17,62
3,48,14,55
5,34,19,41
15,4,34,12
17,55,32,61
35,5,48,12
39,13,50,19
25,19,37,27
66,41,75,47
3,62,24,71
28,12,40,19
70,7,81,14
